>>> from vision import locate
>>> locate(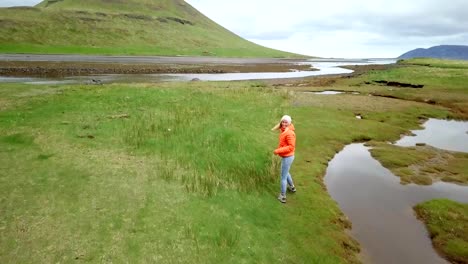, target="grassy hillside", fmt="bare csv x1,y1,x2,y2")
0,0,302,58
